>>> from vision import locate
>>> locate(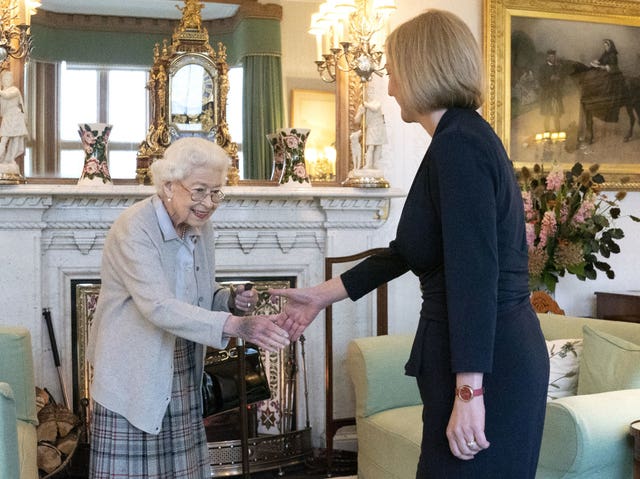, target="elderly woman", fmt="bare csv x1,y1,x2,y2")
87,137,290,478
272,9,548,478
